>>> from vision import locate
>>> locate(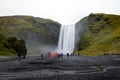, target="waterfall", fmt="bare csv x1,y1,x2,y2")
57,24,75,55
